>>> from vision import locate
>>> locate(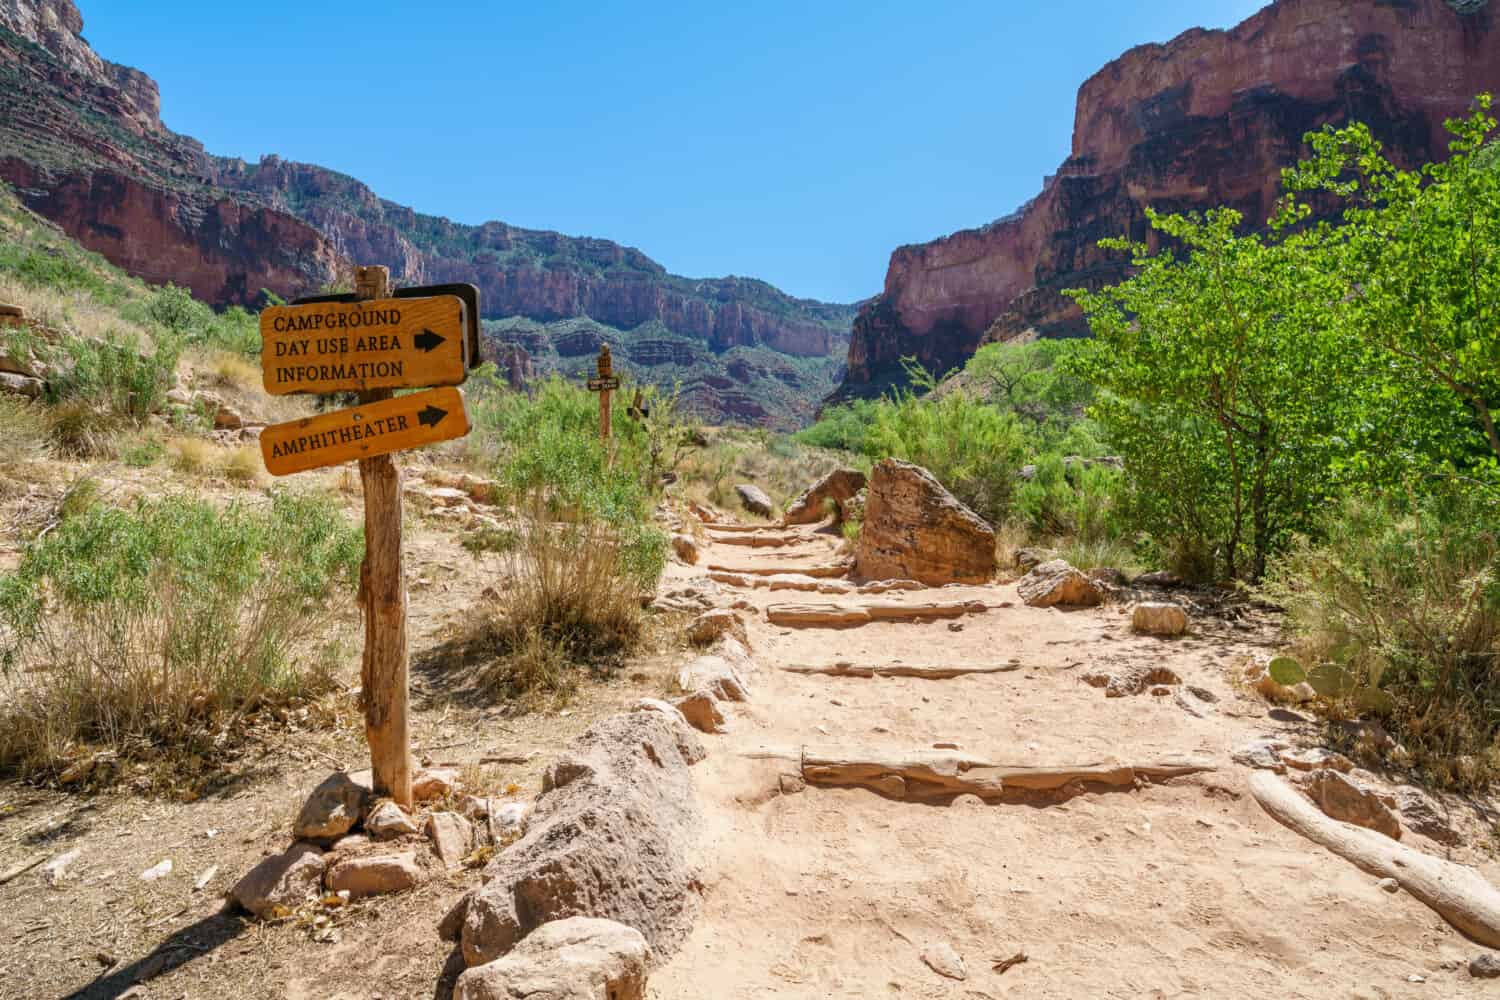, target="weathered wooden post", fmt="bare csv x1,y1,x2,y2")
352,265,411,807
587,344,617,443
257,266,478,808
